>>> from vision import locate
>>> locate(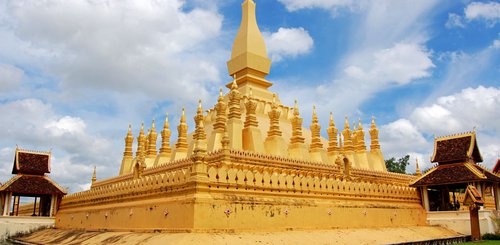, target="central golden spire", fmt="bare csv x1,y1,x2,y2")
227,0,272,89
